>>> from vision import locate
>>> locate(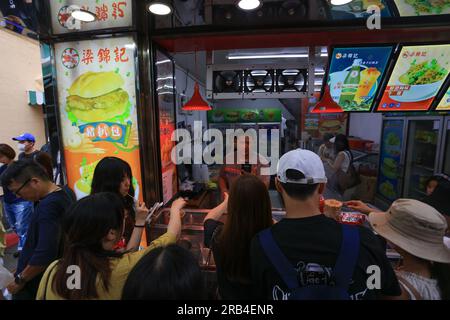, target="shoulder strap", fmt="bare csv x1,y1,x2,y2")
258,228,299,290
333,224,360,289
396,273,423,300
